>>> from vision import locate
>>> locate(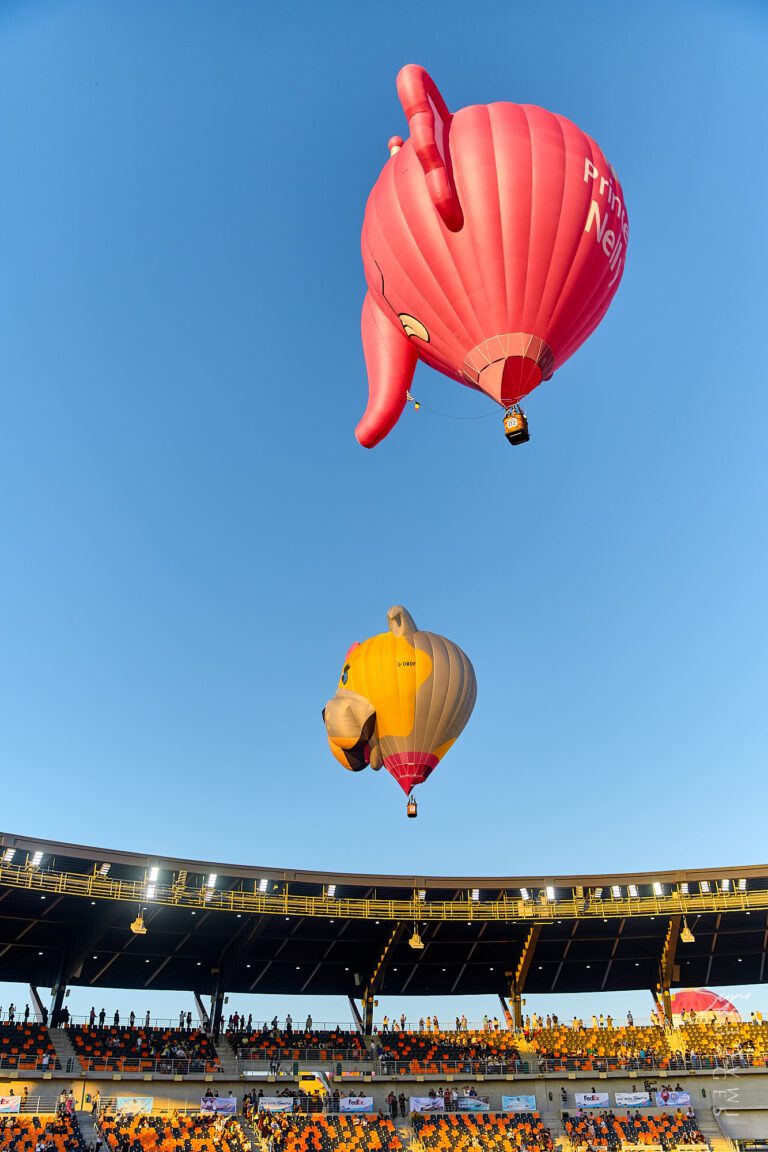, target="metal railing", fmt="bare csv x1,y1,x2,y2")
237,1057,375,1077
538,1055,663,1073
236,1048,369,1064
539,1052,768,1074
0,1054,67,1074
376,1057,531,1076
227,1021,357,1033
76,1055,221,1076
0,1097,61,1114
64,1015,200,1029
2,858,767,923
